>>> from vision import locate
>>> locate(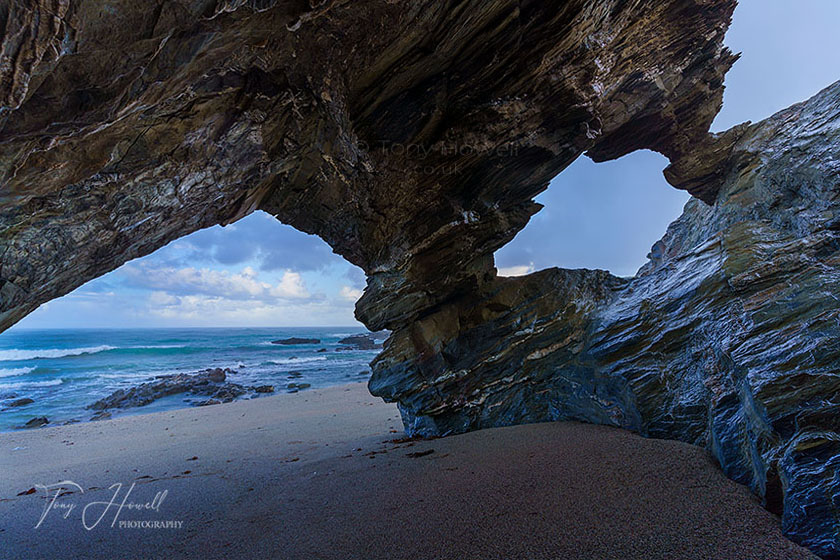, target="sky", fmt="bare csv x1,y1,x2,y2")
11,0,840,329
